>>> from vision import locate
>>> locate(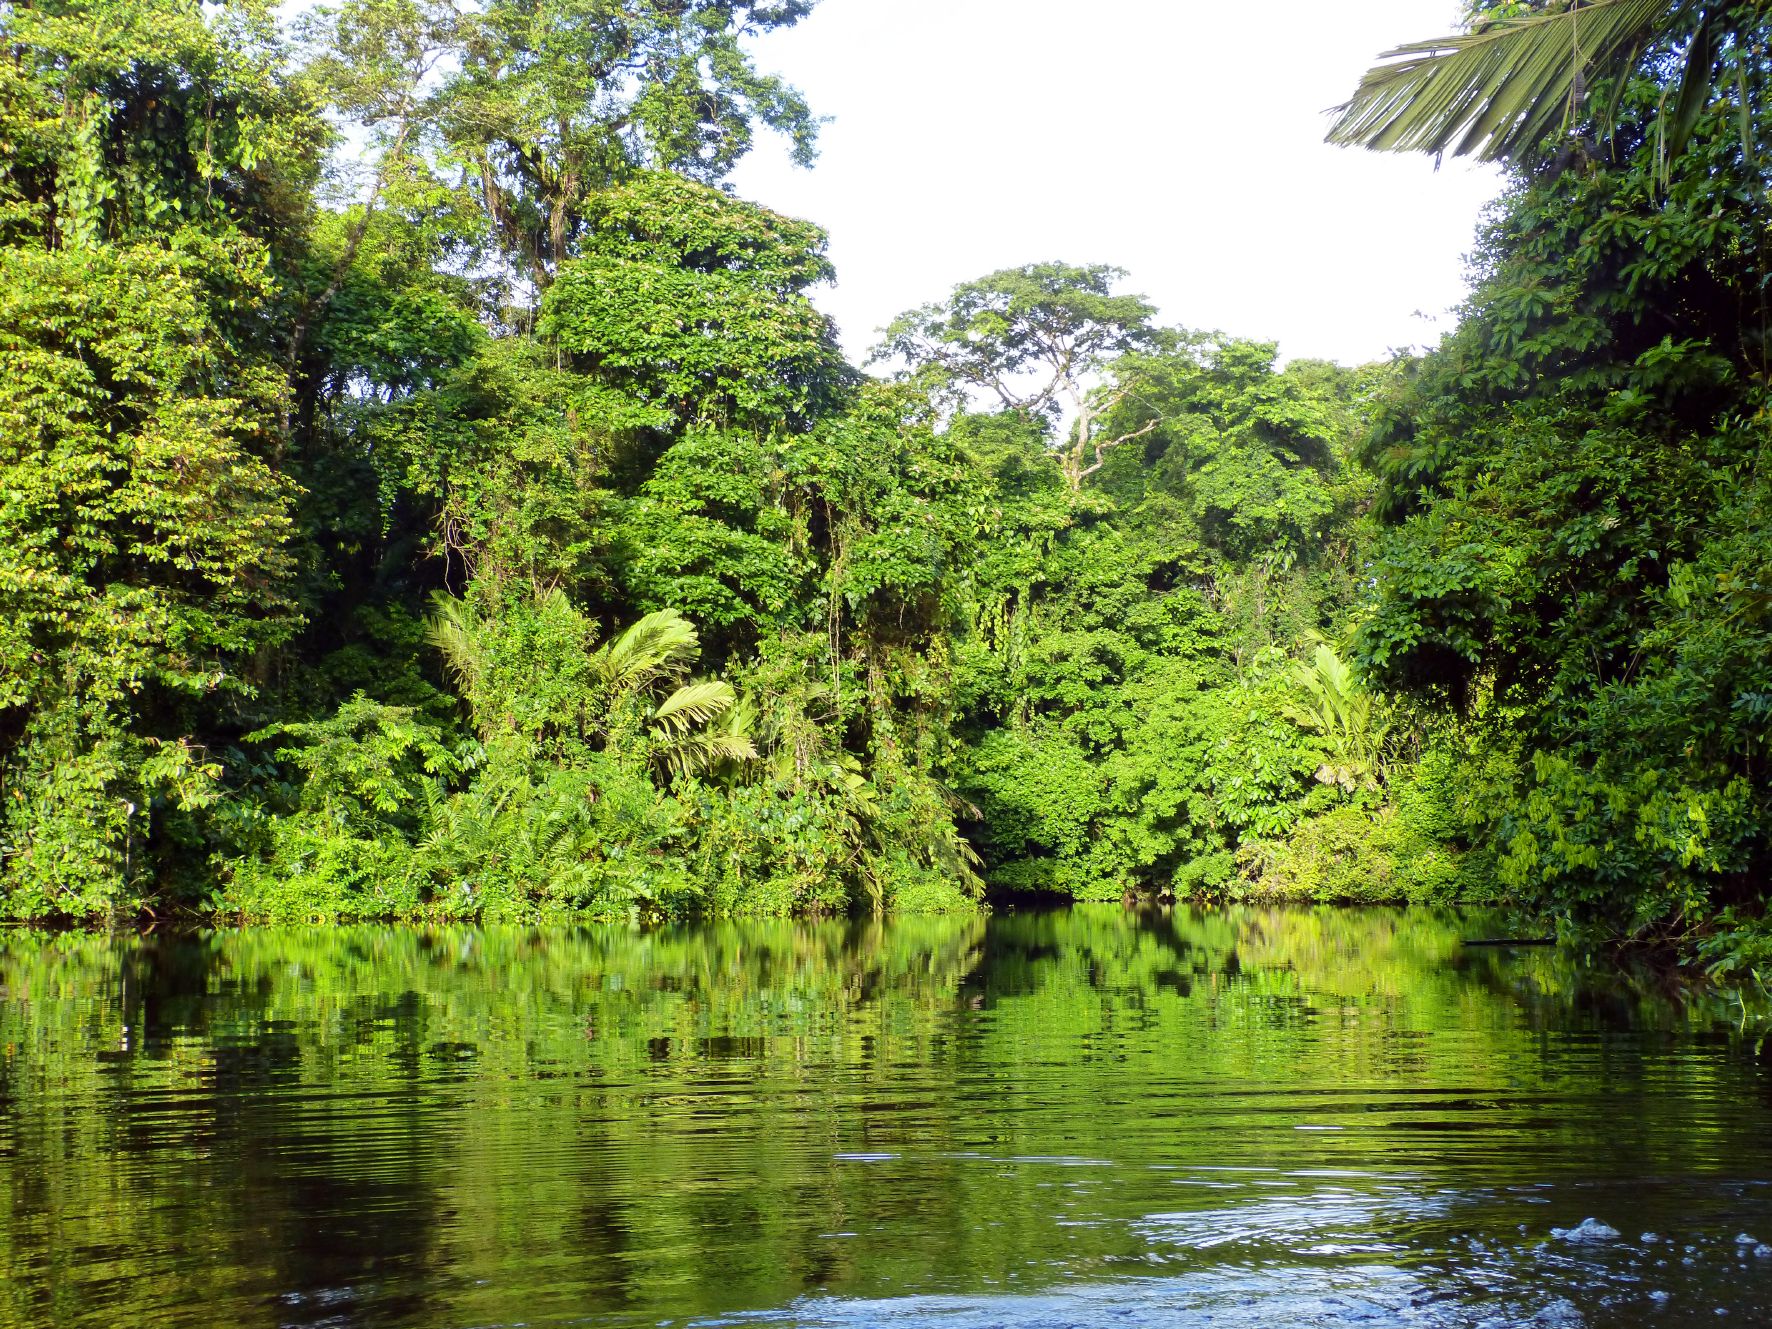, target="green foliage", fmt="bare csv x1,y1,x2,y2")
21,0,1772,962
945,331,1410,906
1099,338,1359,564
1283,640,1393,792
411,749,694,920
1347,16,1772,952
7,0,1436,927
226,819,426,922
253,693,458,828
876,262,1165,490
427,589,756,772
0,241,299,713
877,262,1160,413
542,174,847,430
0,0,325,251
0,2,328,914
1236,748,1485,904
615,428,804,634
434,0,817,284
0,724,132,919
